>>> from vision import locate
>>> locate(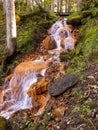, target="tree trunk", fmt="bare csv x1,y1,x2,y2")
3,0,17,66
